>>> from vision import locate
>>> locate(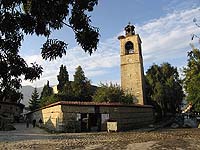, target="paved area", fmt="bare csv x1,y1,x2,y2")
1,123,200,149
0,123,49,142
